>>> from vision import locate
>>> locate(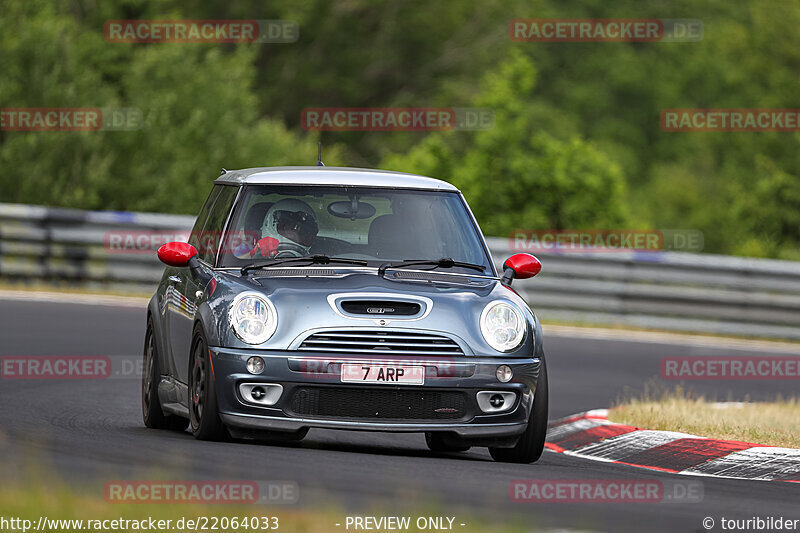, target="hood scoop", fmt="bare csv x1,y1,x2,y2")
340,300,421,317
328,293,432,321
